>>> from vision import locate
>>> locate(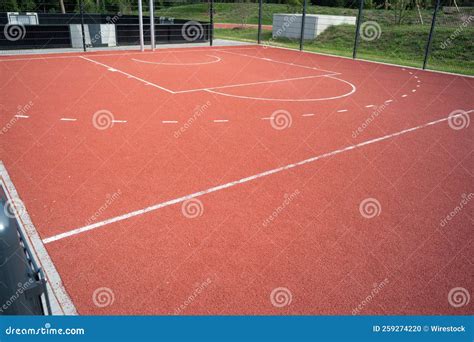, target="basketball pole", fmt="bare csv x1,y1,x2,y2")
149,0,155,51
138,0,145,52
